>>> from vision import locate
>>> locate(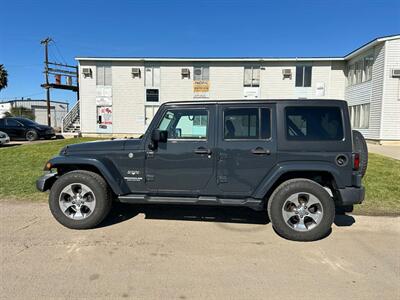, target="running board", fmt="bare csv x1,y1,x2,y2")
118,194,263,211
